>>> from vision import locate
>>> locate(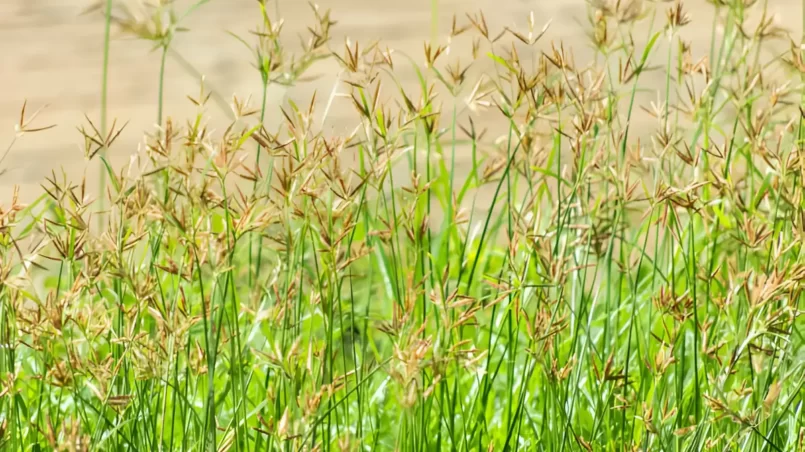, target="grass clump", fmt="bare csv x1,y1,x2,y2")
1,0,805,450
